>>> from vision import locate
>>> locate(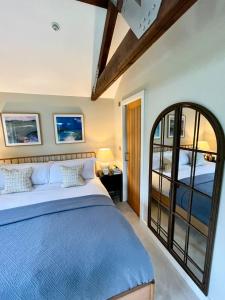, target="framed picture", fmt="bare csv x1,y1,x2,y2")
1,113,42,146
168,115,186,138
53,114,85,144
154,122,161,139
